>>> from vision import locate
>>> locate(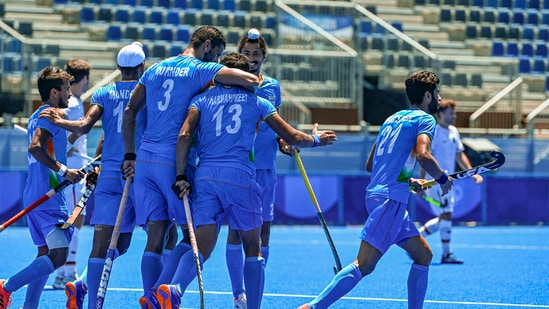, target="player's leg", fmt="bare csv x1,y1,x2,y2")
238,227,264,309
226,226,245,305
401,235,432,309
256,168,277,266
65,181,87,283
